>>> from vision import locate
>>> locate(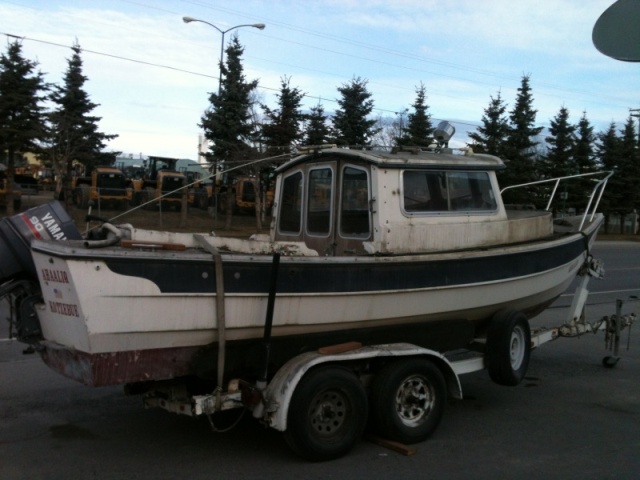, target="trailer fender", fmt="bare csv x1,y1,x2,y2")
258,342,462,432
